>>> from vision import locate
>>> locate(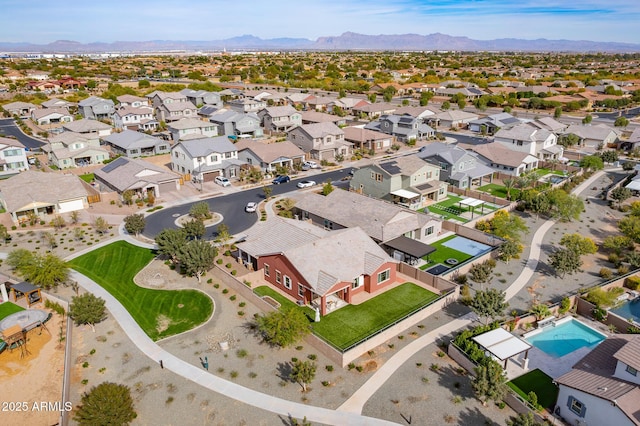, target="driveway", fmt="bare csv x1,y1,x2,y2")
0,118,46,150
142,168,351,239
